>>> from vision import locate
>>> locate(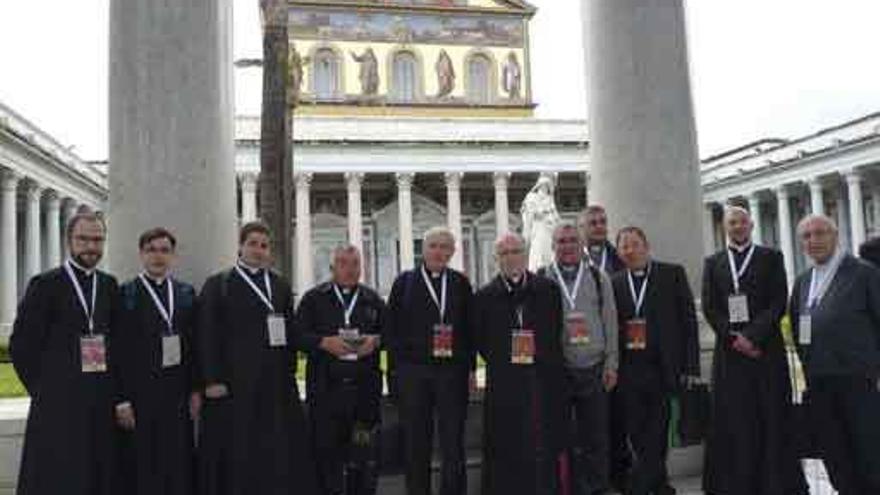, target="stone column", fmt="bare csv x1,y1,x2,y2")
346,173,364,253
61,198,78,260
239,172,259,223
748,192,764,245
845,169,866,253
445,172,464,271
294,172,314,296
397,173,415,271
493,172,511,237
0,170,19,337
702,202,717,255
44,191,61,269
872,183,880,237
775,185,795,280
109,0,237,286
583,171,591,207
23,181,43,282
583,0,704,285
808,177,825,215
